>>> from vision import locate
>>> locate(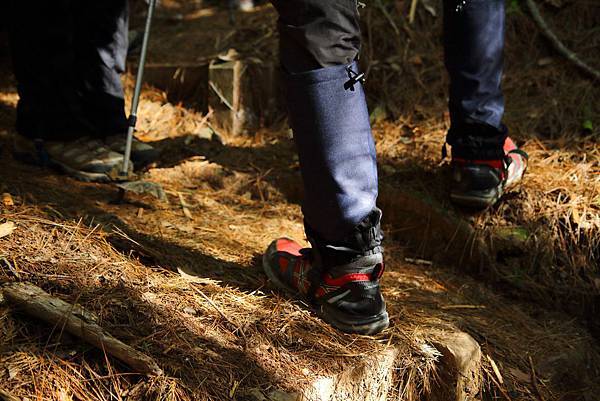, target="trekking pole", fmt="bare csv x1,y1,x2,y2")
121,0,157,177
